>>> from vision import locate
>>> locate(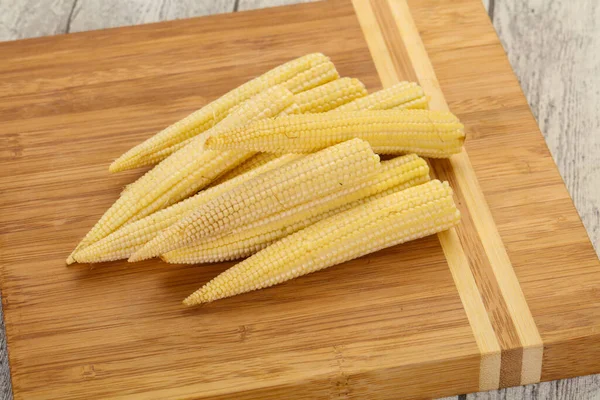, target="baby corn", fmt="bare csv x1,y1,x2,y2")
210,82,428,186
67,85,294,264
75,154,304,263
205,109,465,157
284,77,367,114
163,154,430,264
208,152,281,188
214,77,368,186
130,139,380,261
183,179,460,305
335,81,427,112
110,53,336,172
